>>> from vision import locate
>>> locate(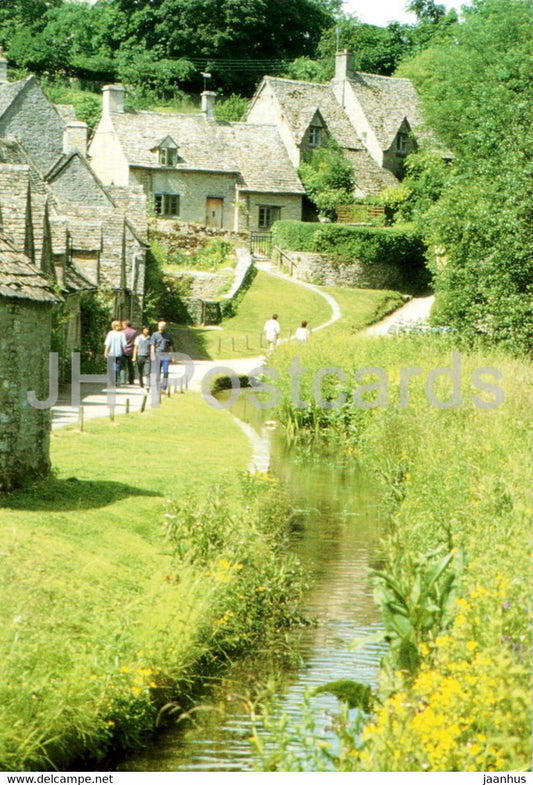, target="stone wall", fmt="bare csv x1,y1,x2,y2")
277,249,405,289
0,299,53,490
